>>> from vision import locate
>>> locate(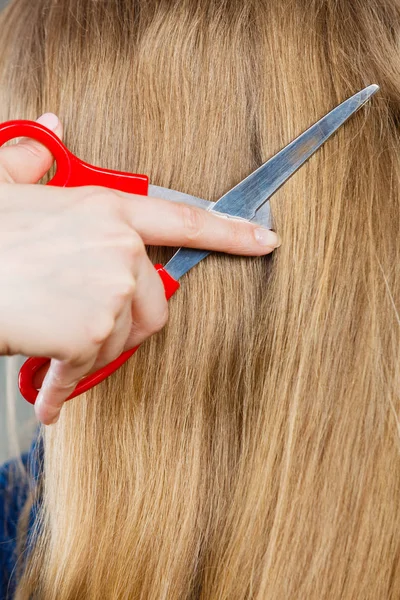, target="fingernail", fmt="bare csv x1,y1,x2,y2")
254,228,281,248
36,113,59,131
